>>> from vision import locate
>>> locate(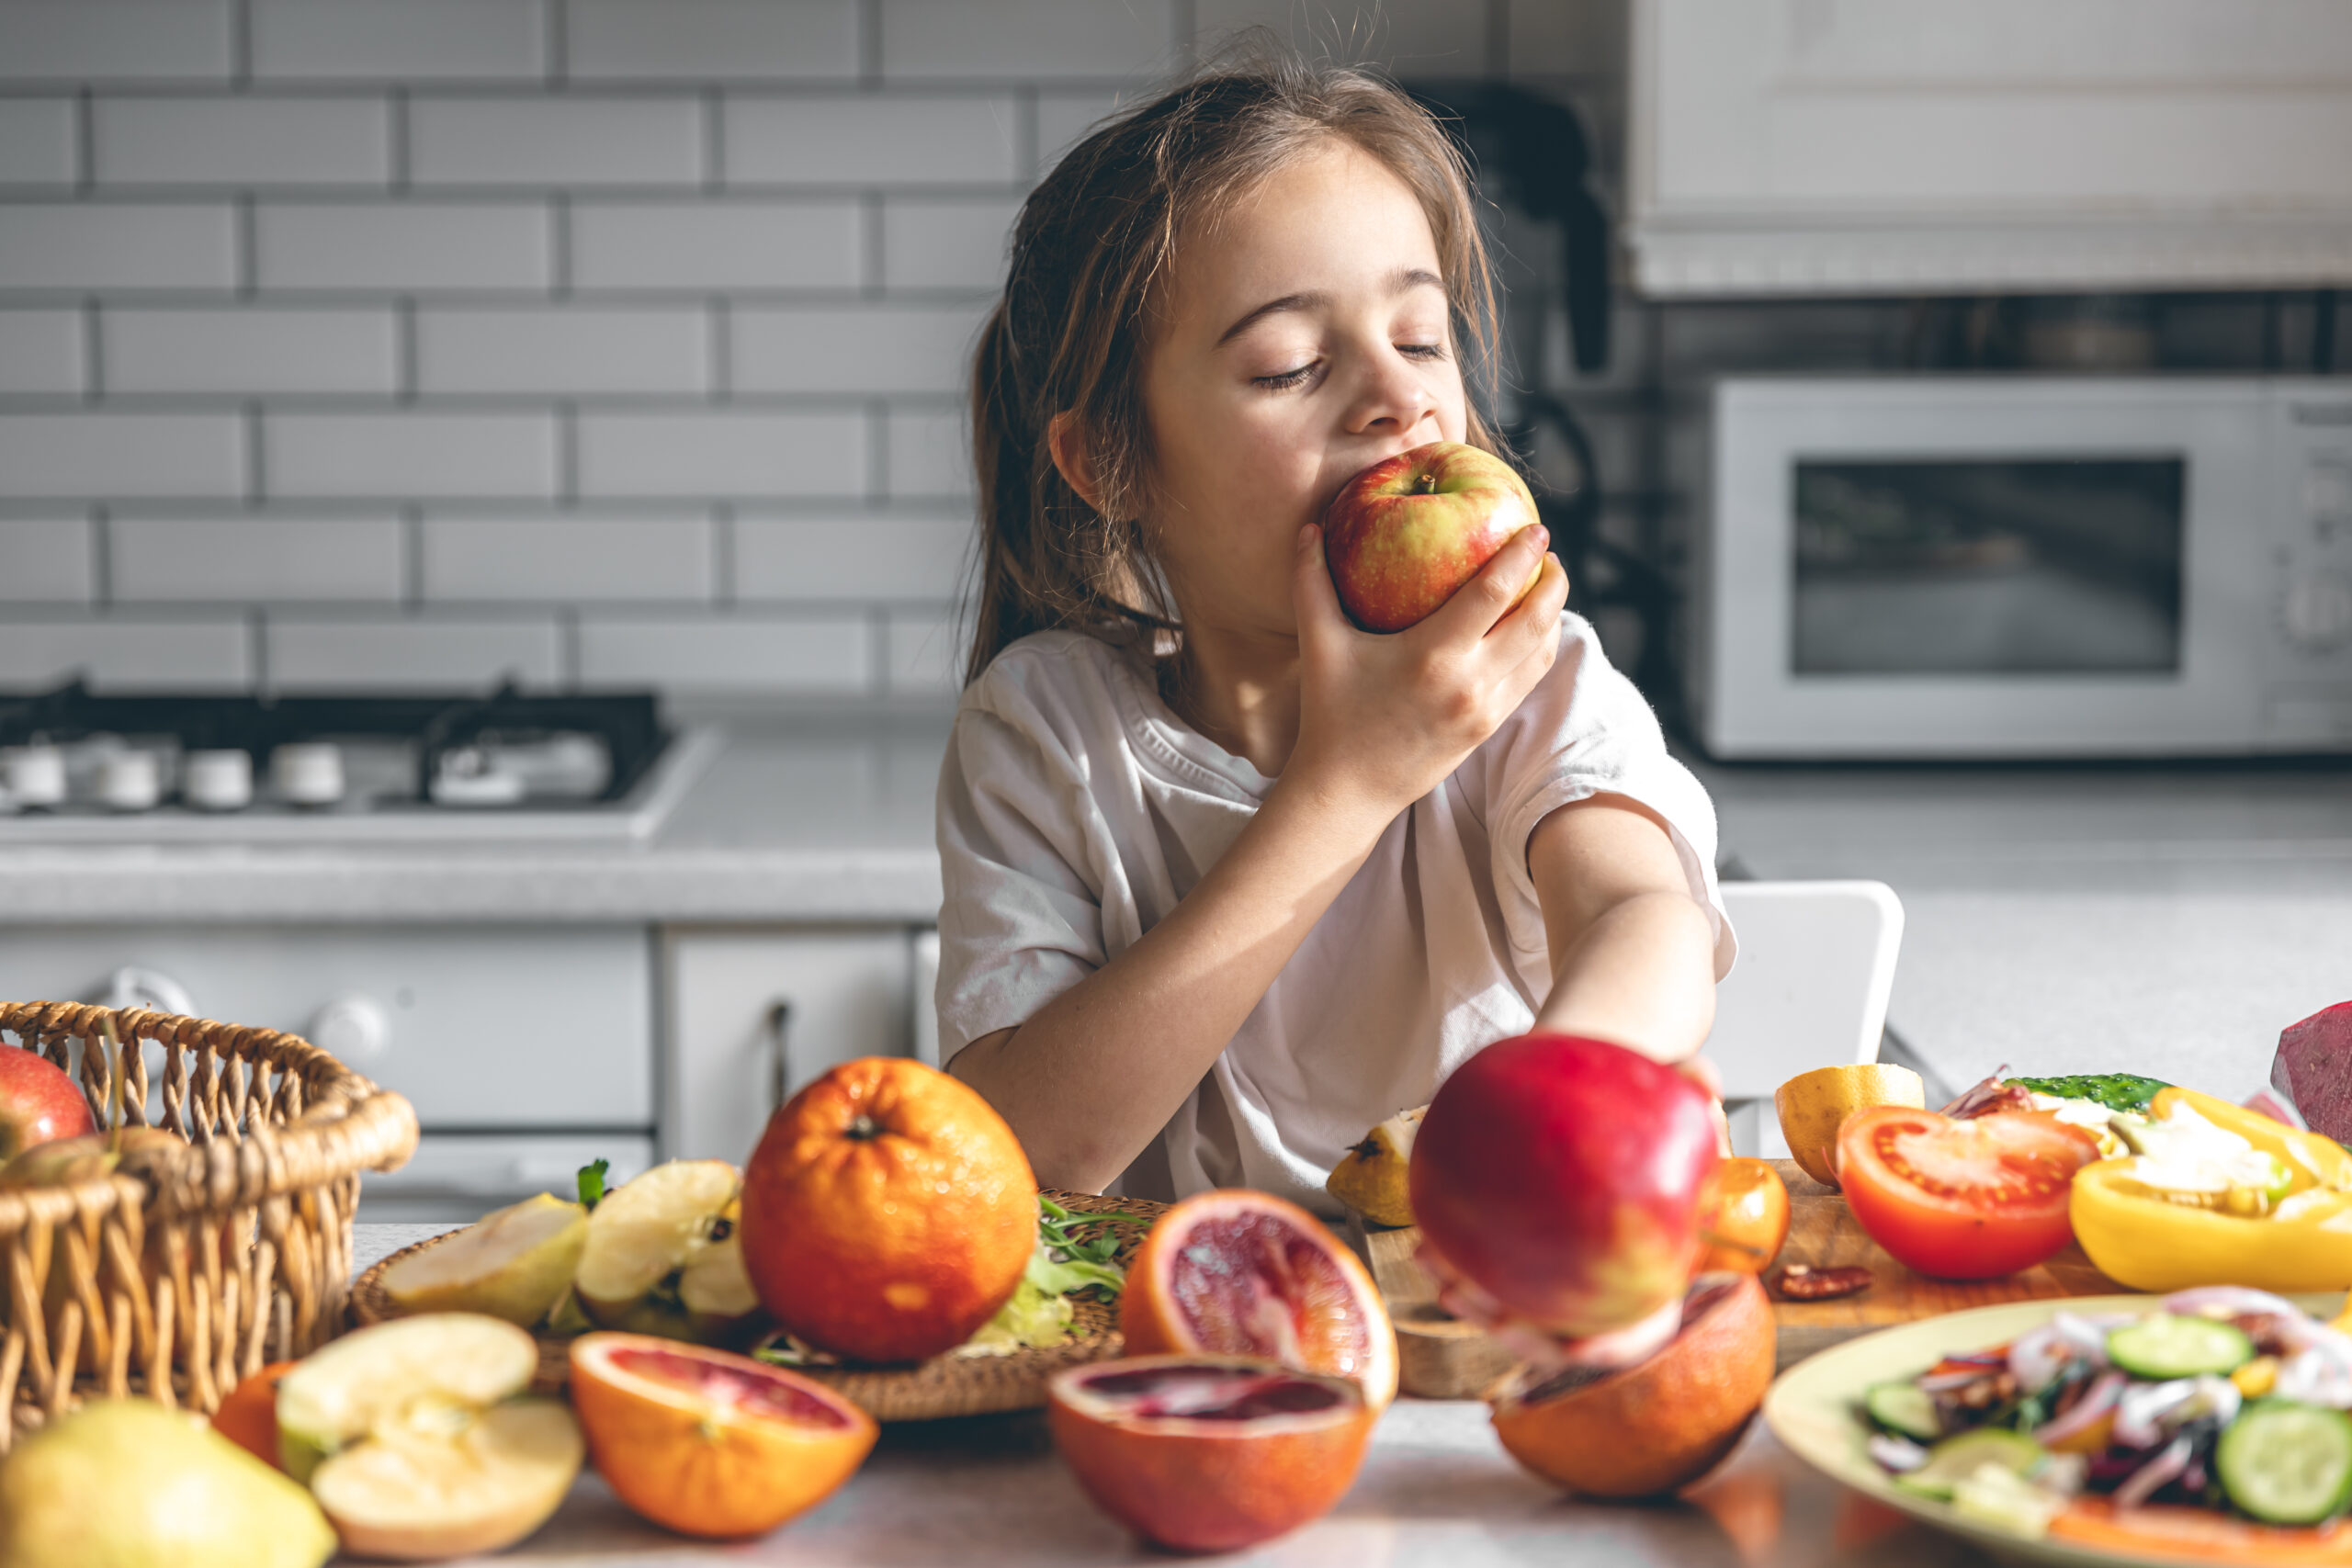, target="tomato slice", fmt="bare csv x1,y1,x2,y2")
1836,1107,2099,1280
